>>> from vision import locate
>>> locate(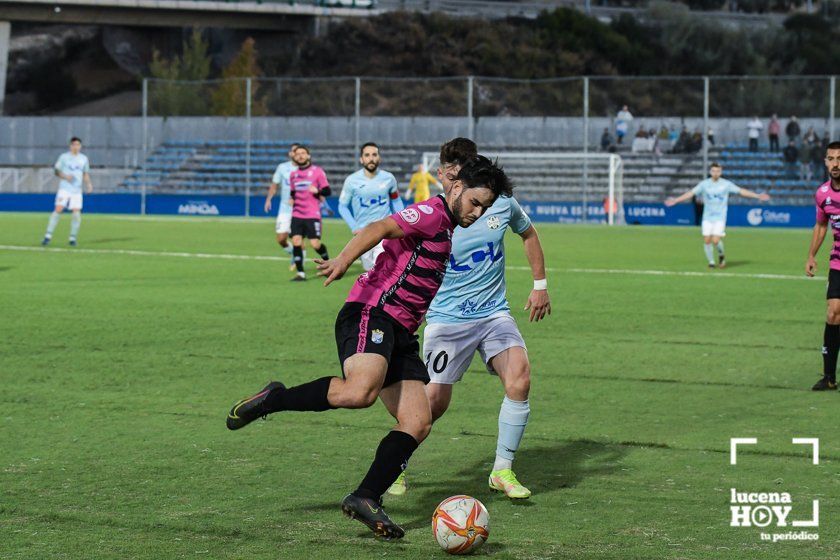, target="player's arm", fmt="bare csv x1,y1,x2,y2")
264,182,278,213
338,181,358,232
664,190,695,207
806,210,829,277
316,217,404,286
737,188,770,202
519,225,551,322
54,159,73,183
83,172,93,193
389,179,405,213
